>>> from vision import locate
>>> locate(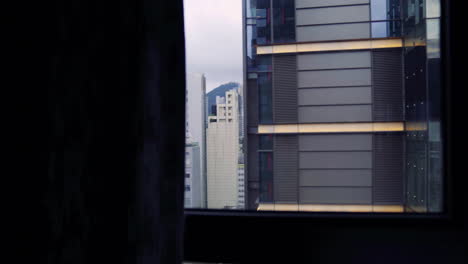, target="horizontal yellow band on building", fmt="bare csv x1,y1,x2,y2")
405,121,428,131
256,38,403,55
258,122,405,134
257,203,404,213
